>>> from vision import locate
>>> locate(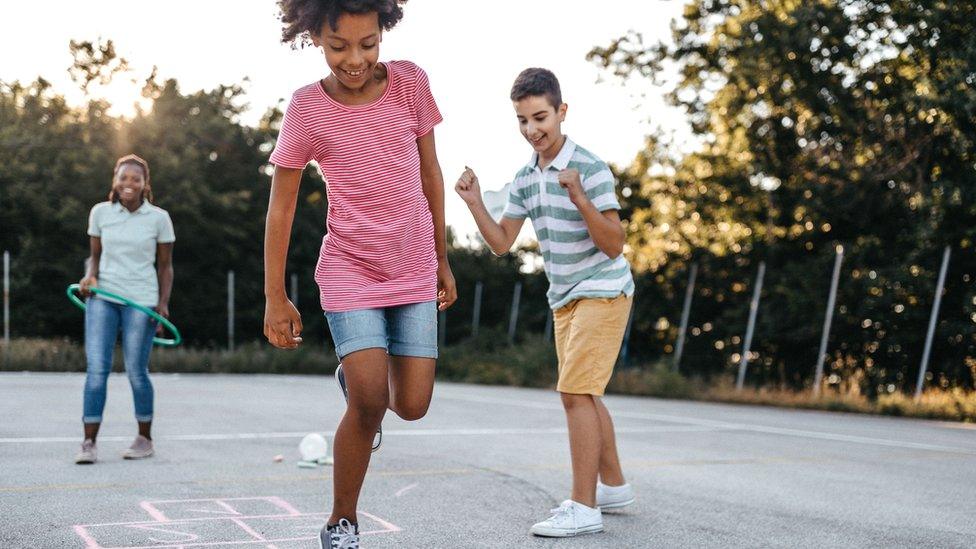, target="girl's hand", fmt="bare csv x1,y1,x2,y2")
437,260,457,311
79,276,98,297
455,166,483,207
264,296,303,349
